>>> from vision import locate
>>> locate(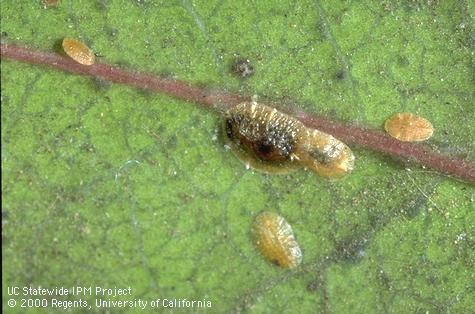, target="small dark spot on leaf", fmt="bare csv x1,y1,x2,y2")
306,281,318,292
335,69,346,80
232,58,255,79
